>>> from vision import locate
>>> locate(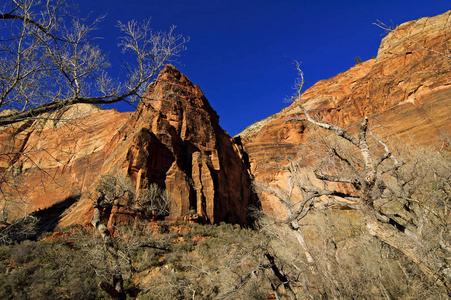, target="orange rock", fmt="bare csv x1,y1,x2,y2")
239,11,451,214
0,65,256,227
1,11,450,229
